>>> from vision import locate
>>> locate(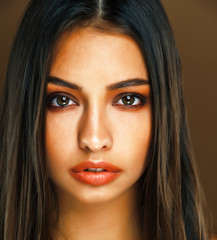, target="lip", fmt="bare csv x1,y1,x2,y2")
71,160,122,172
70,160,122,185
